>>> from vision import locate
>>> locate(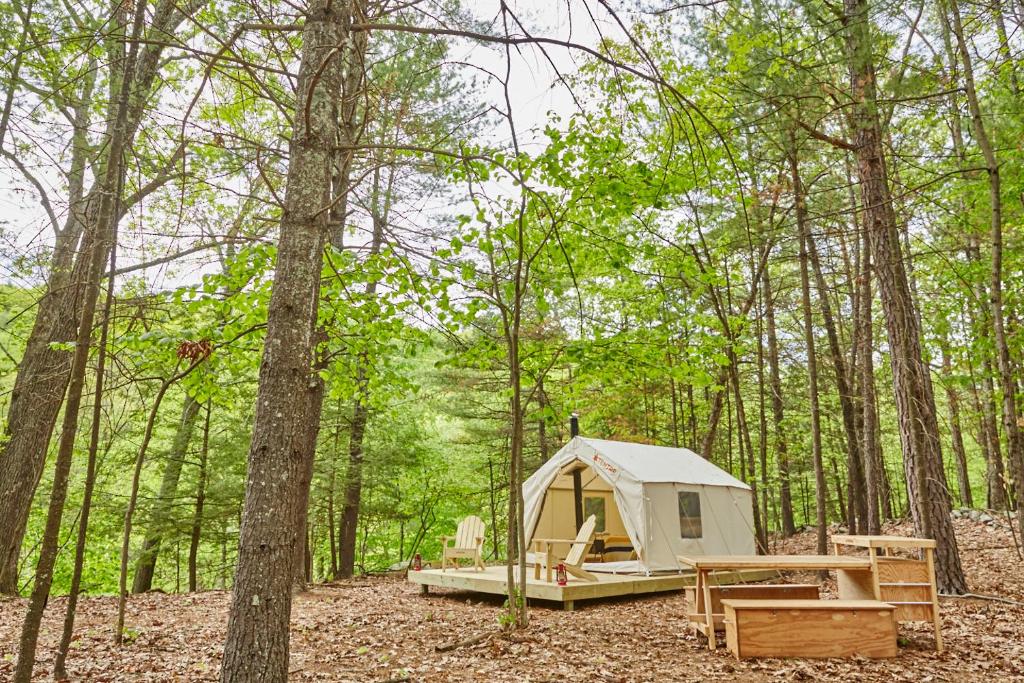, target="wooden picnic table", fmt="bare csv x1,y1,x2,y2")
832,534,937,551
676,554,876,651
